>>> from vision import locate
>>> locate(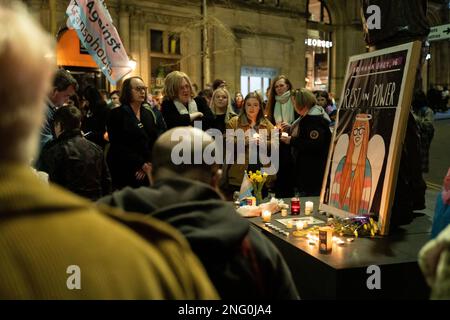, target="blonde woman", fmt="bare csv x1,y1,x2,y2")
210,87,237,133
161,71,214,130
280,88,331,196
